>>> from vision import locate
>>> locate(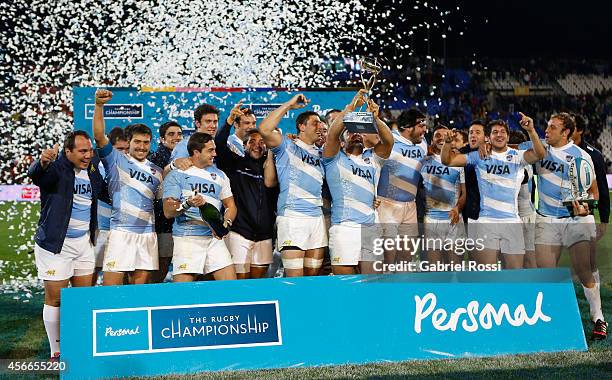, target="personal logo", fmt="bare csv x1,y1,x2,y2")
413,291,552,333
